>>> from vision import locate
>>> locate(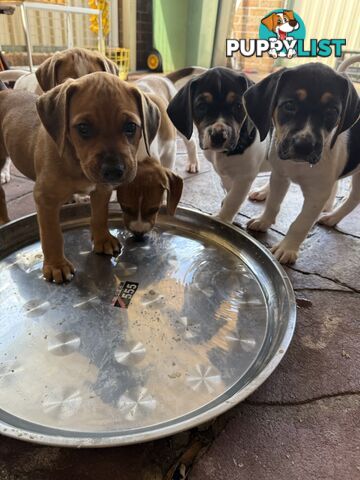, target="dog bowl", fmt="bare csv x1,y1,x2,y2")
0,204,296,447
